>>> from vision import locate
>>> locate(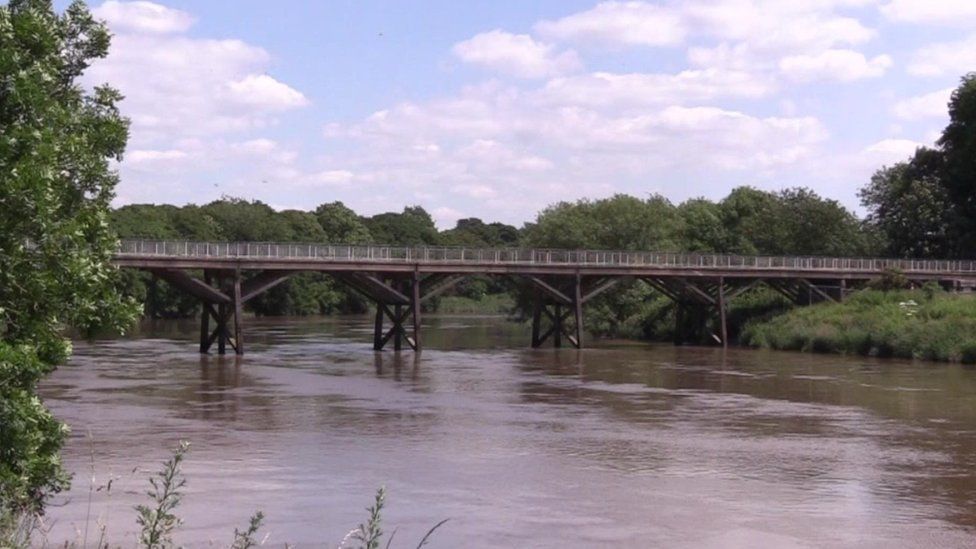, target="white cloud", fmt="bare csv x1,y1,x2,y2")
101,0,913,225
127,149,188,163
85,33,306,137
892,87,953,120
907,34,976,77
535,1,686,47
860,138,926,167
312,170,355,185
324,83,829,220
452,183,497,199
881,0,976,25
535,1,875,58
779,50,892,82
456,139,554,172
93,0,194,34
432,207,465,227
687,2,875,53
540,68,775,108
226,74,309,110
86,2,310,208
452,30,581,78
